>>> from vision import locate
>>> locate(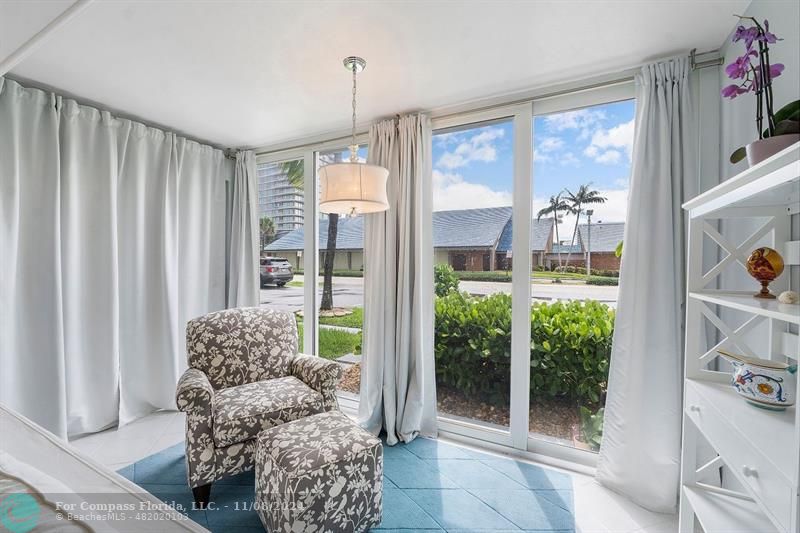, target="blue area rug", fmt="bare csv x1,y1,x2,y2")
118,437,574,532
